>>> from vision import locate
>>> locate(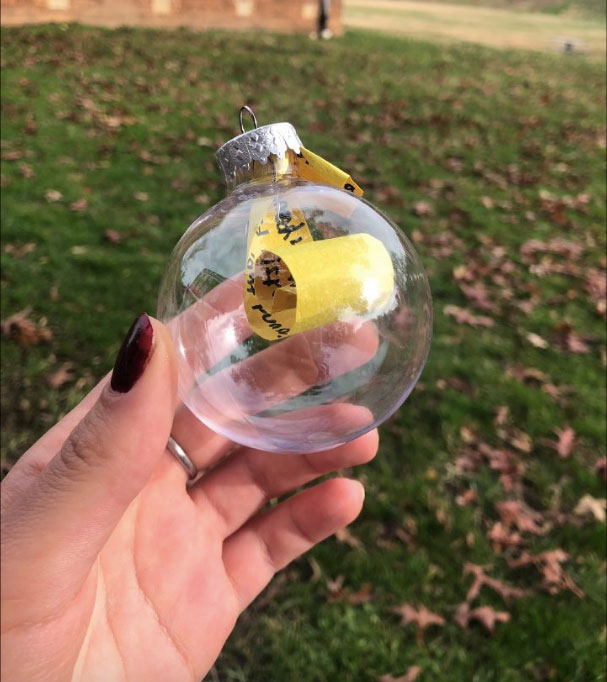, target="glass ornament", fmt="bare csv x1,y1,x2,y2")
158,110,432,454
